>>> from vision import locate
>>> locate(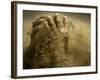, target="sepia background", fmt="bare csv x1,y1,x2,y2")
23,10,91,67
